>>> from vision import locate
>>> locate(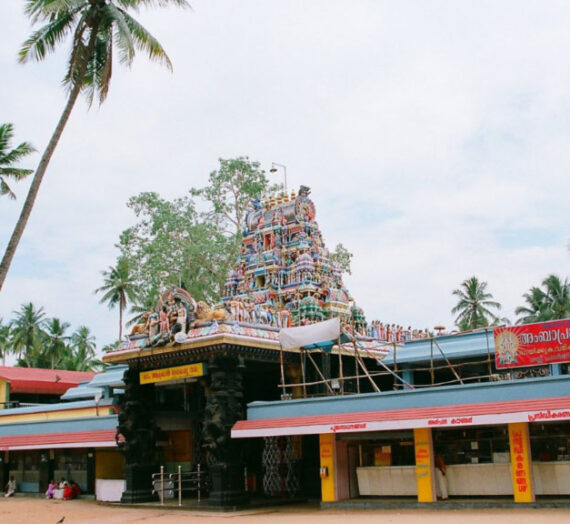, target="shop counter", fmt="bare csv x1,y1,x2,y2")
533,461,570,495
447,463,512,495
356,466,417,496
356,461,570,497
